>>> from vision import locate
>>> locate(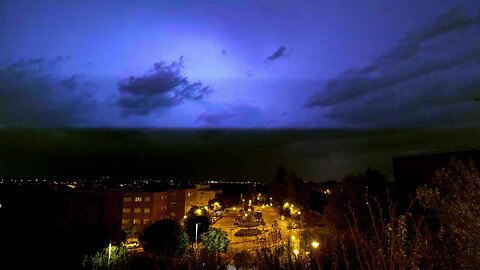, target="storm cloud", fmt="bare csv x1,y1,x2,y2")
196,104,264,127
118,57,212,116
0,57,96,127
307,5,480,128
264,46,290,63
